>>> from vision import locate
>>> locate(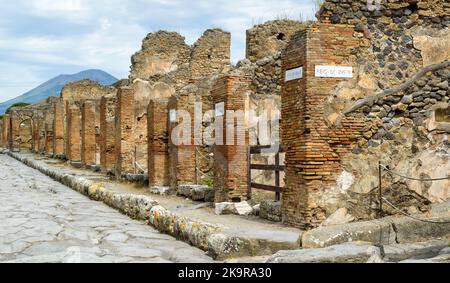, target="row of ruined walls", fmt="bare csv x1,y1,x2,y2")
0,21,303,204
1,1,448,229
